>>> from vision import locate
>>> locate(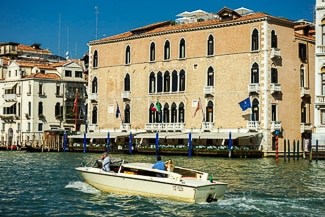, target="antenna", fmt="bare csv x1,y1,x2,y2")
66,24,69,59
95,6,99,39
